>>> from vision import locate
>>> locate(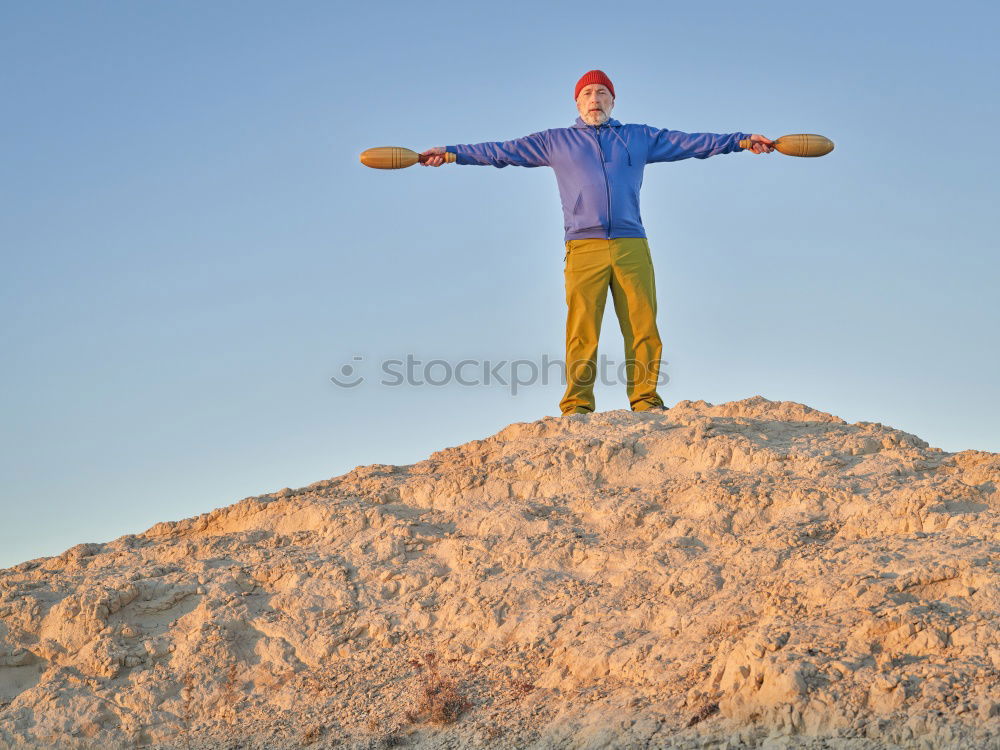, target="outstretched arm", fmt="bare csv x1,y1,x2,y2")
645,127,773,162
420,132,549,168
